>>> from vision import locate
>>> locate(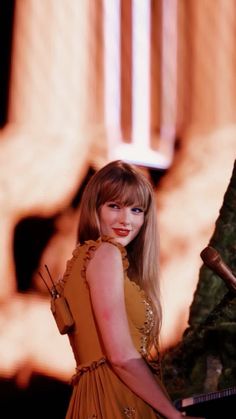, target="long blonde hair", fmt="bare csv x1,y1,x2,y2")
78,160,162,341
